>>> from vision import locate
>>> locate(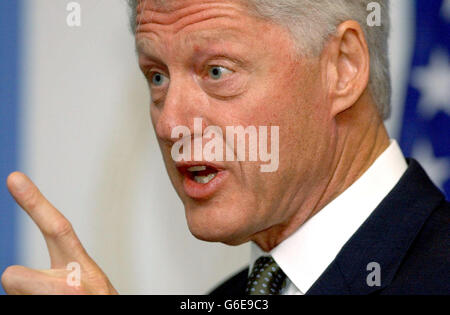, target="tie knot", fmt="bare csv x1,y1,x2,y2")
246,256,287,295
